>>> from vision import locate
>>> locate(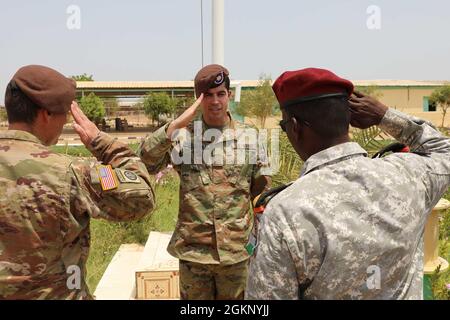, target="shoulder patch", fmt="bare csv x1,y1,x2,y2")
115,169,141,184
96,165,119,191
